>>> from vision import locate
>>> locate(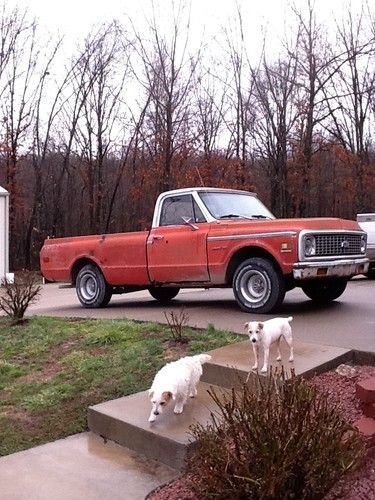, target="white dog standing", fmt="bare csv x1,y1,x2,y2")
245,317,294,373
148,353,211,423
